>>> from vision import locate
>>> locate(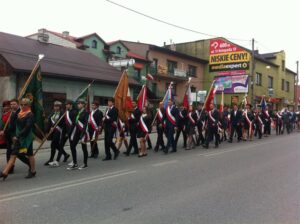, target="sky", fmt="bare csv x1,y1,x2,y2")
0,0,299,71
